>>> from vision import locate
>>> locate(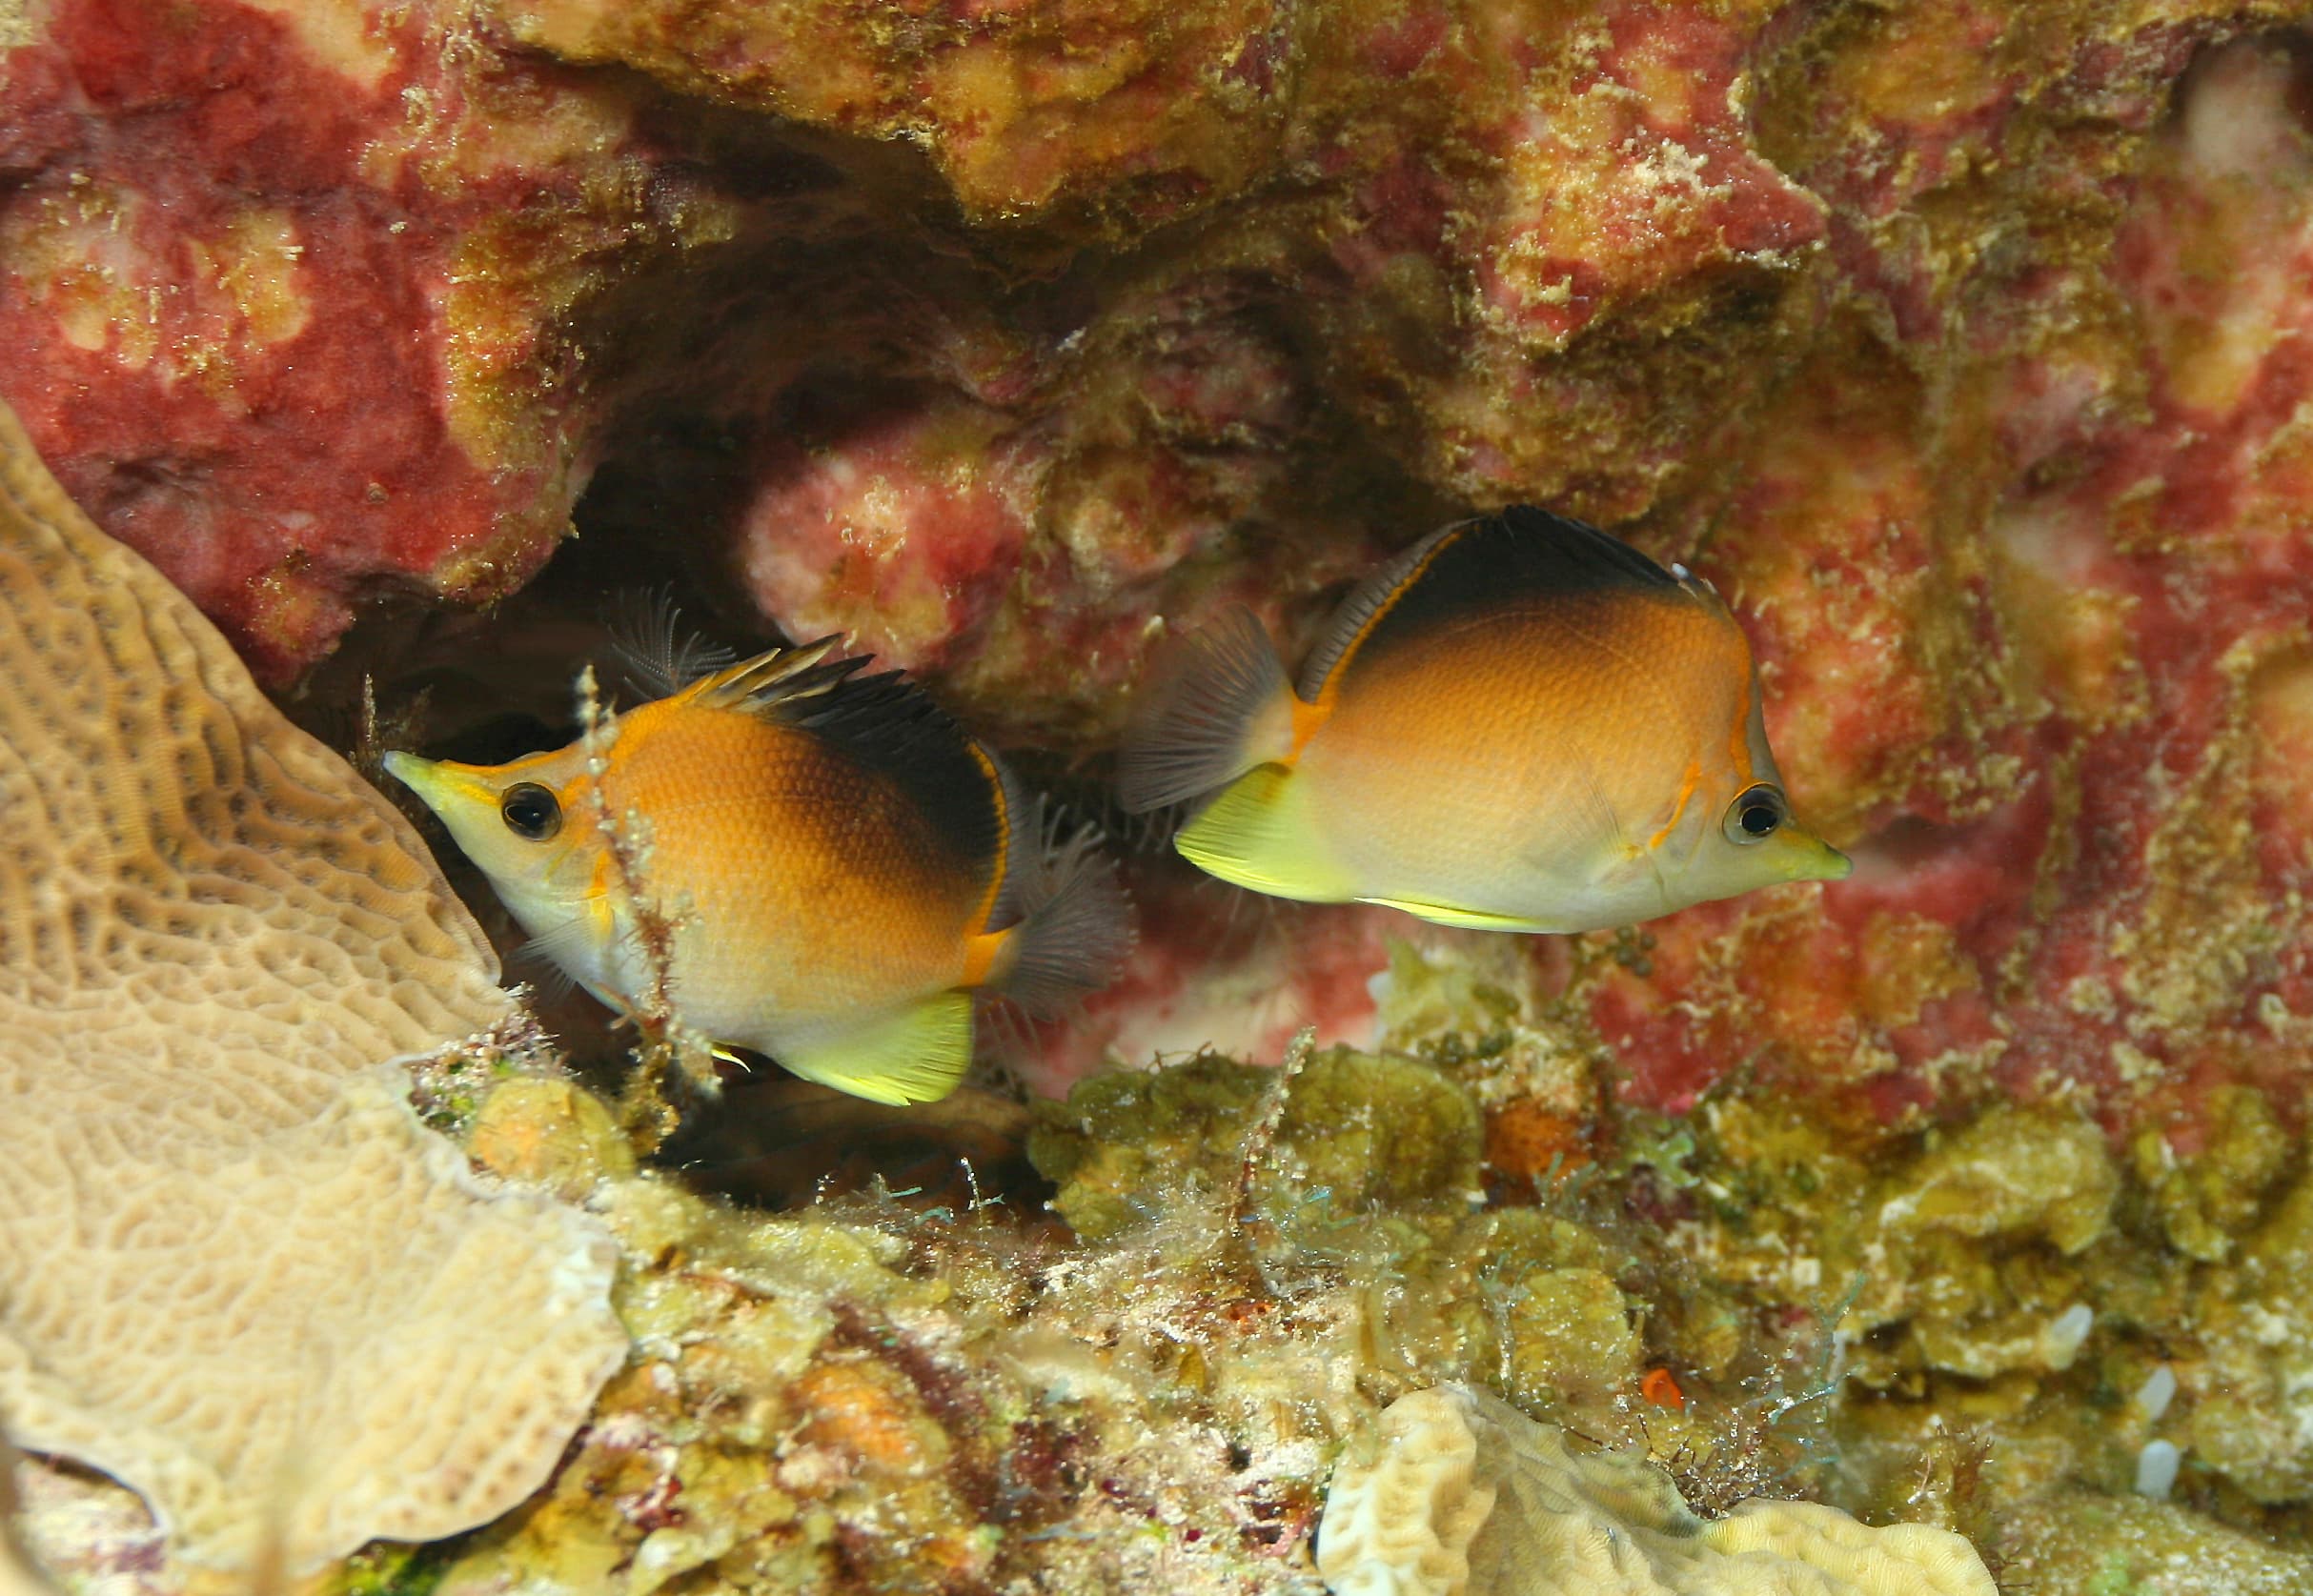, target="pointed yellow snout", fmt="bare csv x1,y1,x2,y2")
381,750,500,824
1786,829,1853,883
